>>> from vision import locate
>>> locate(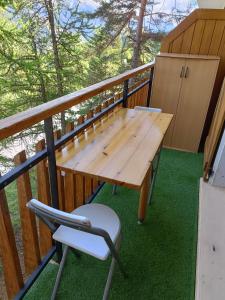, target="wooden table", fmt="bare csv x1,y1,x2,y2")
56,108,173,222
